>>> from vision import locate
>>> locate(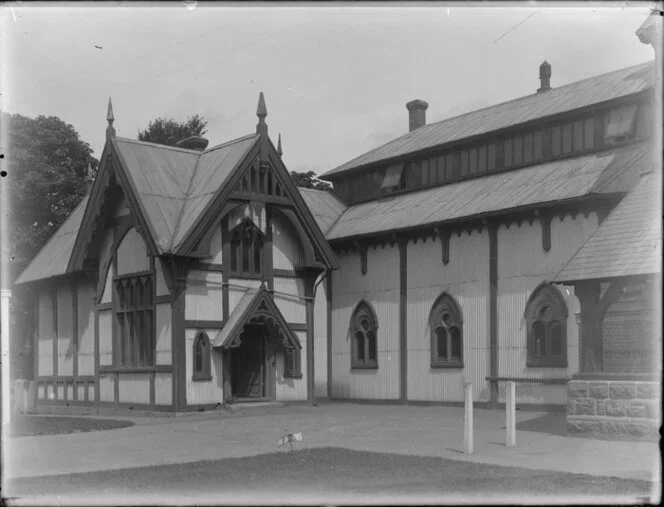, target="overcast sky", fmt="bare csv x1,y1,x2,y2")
0,2,656,175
